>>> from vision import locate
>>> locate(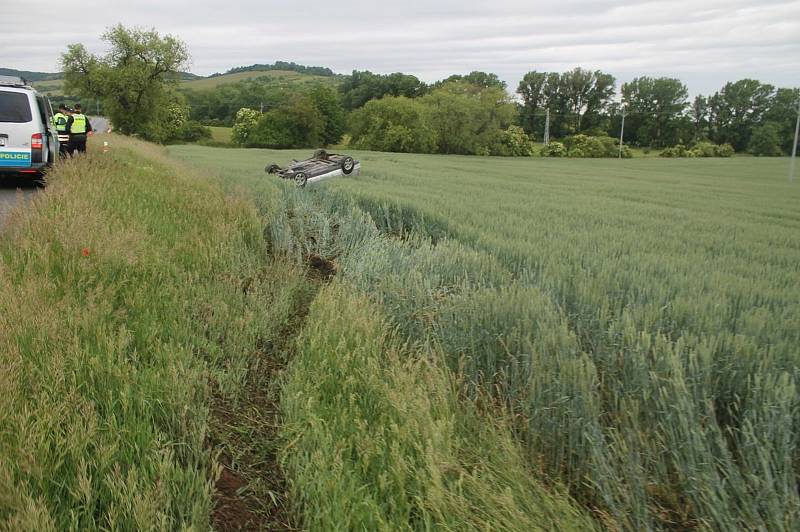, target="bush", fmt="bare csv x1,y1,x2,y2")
715,143,735,157
690,141,718,157
749,123,783,156
665,142,735,158
169,121,212,143
660,144,688,158
350,96,437,153
562,134,630,158
564,134,607,157
493,125,535,156
247,95,324,149
232,108,260,145
541,141,567,157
